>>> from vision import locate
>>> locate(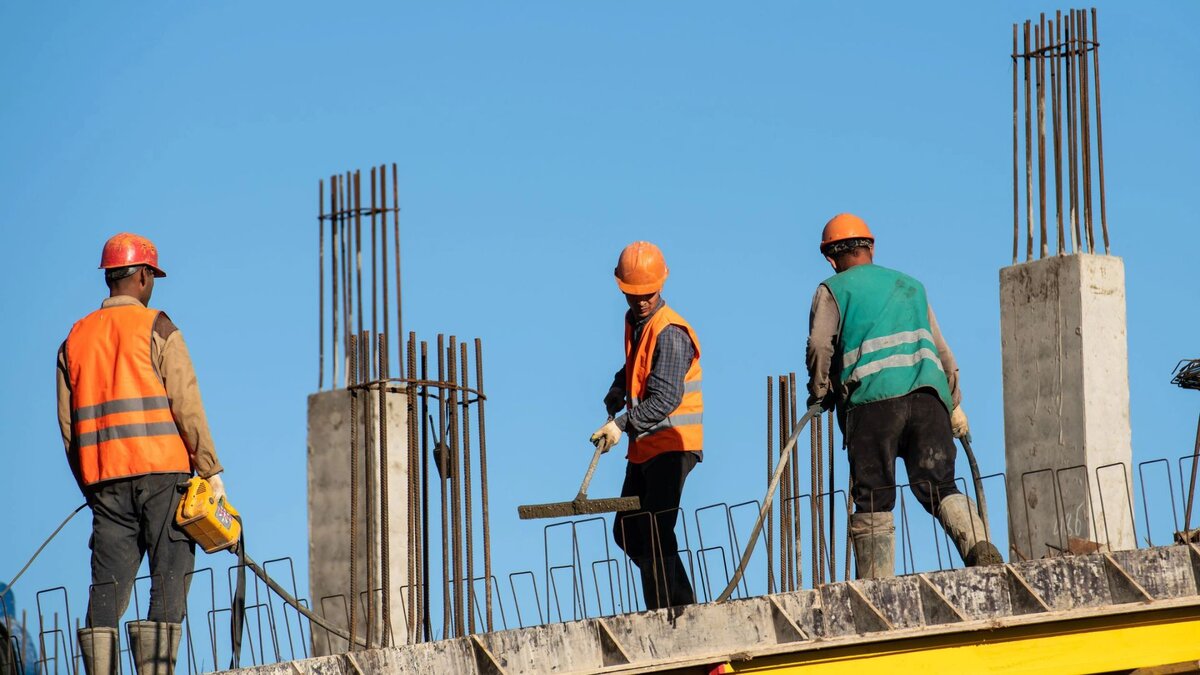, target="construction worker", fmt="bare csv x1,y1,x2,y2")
805,214,1003,579
56,233,226,675
591,241,703,610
